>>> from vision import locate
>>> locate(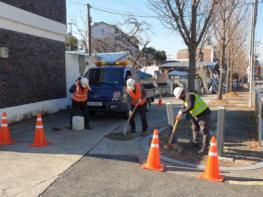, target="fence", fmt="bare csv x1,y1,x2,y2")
255,84,263,150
